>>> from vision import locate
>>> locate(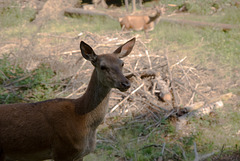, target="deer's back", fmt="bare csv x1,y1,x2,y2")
120,15,153,31
0,99,87,160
